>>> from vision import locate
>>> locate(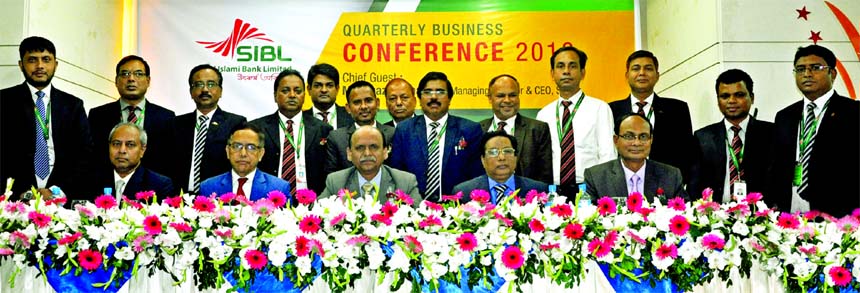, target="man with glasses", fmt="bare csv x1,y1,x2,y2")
325,80,395,174
453,131,548,203
200,123,290,200
96,122,175,200
769,45,859,217
389,72,483,202
89,55,176,179
302,63,354,130
584,114,687,203
174,65,246,194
